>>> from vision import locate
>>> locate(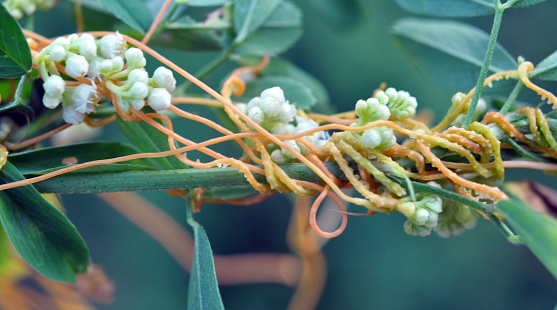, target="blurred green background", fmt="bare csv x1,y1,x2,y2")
35,0,557,309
